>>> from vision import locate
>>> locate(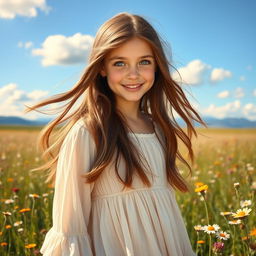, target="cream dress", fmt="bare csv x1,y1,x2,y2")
40,119,196,256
